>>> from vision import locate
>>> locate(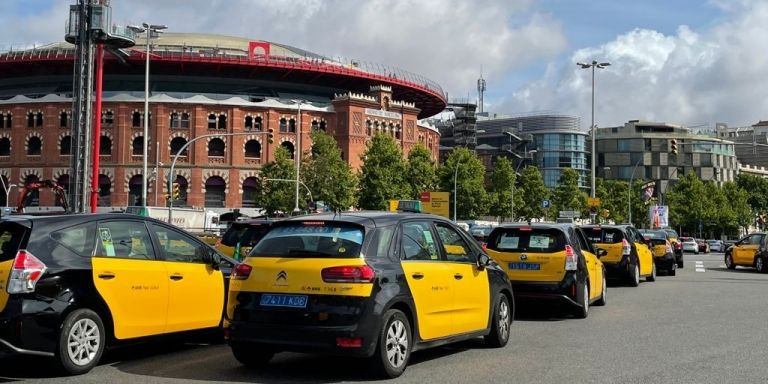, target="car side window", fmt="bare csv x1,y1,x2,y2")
400,221,440,261
434,222,474,263
575,229,593,254
51,222,96,257
150,223,206,263
96,221,155,260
